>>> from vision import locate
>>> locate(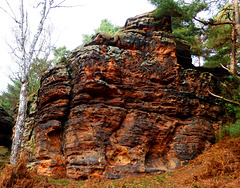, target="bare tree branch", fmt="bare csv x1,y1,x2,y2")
8,0,77,164
208,89,240,106
50,0,84,8
0,6,18,23
220,63,240,79
194,17,234,26
0,0,19,23
51,4,83,8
